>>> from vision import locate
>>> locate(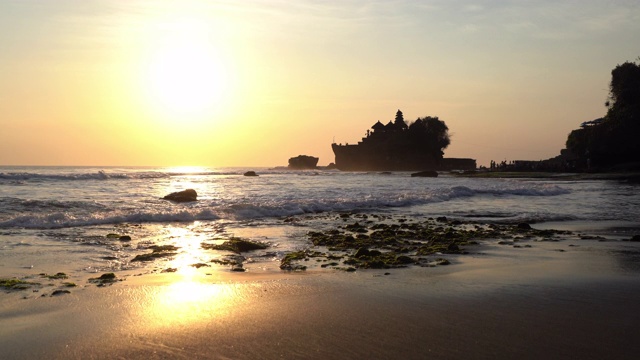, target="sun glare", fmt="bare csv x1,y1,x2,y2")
144,20,230,117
